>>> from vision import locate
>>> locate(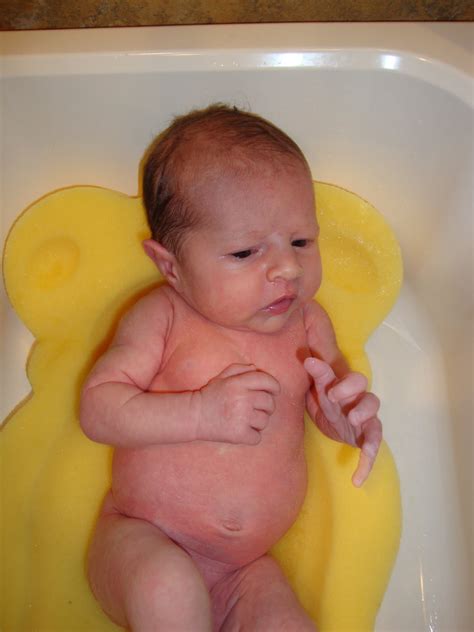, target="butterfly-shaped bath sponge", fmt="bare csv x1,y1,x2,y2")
1,183,402,630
